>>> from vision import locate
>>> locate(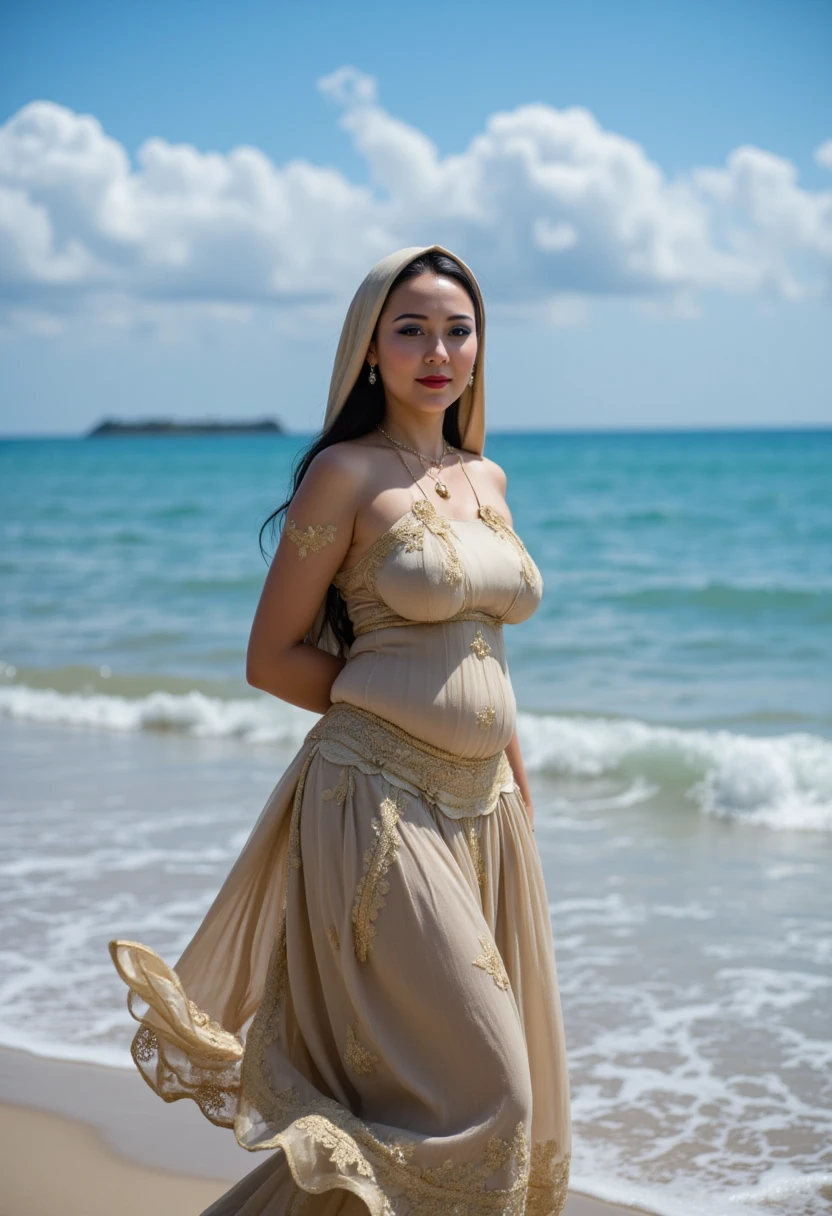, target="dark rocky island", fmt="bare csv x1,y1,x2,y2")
87,418,285,436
